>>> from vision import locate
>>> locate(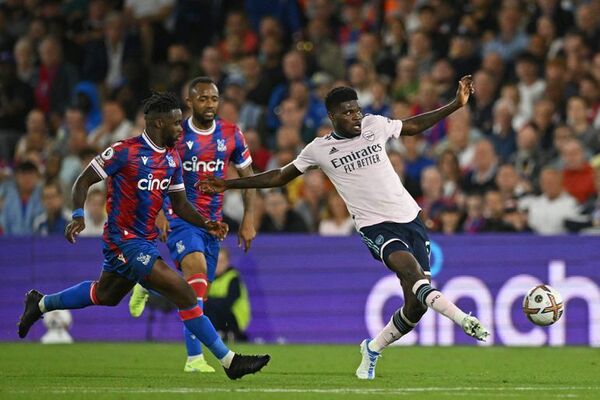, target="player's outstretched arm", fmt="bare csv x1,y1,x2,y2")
168,190,229,240
197,163,303,194
401,75,474,136
65,166,103,243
